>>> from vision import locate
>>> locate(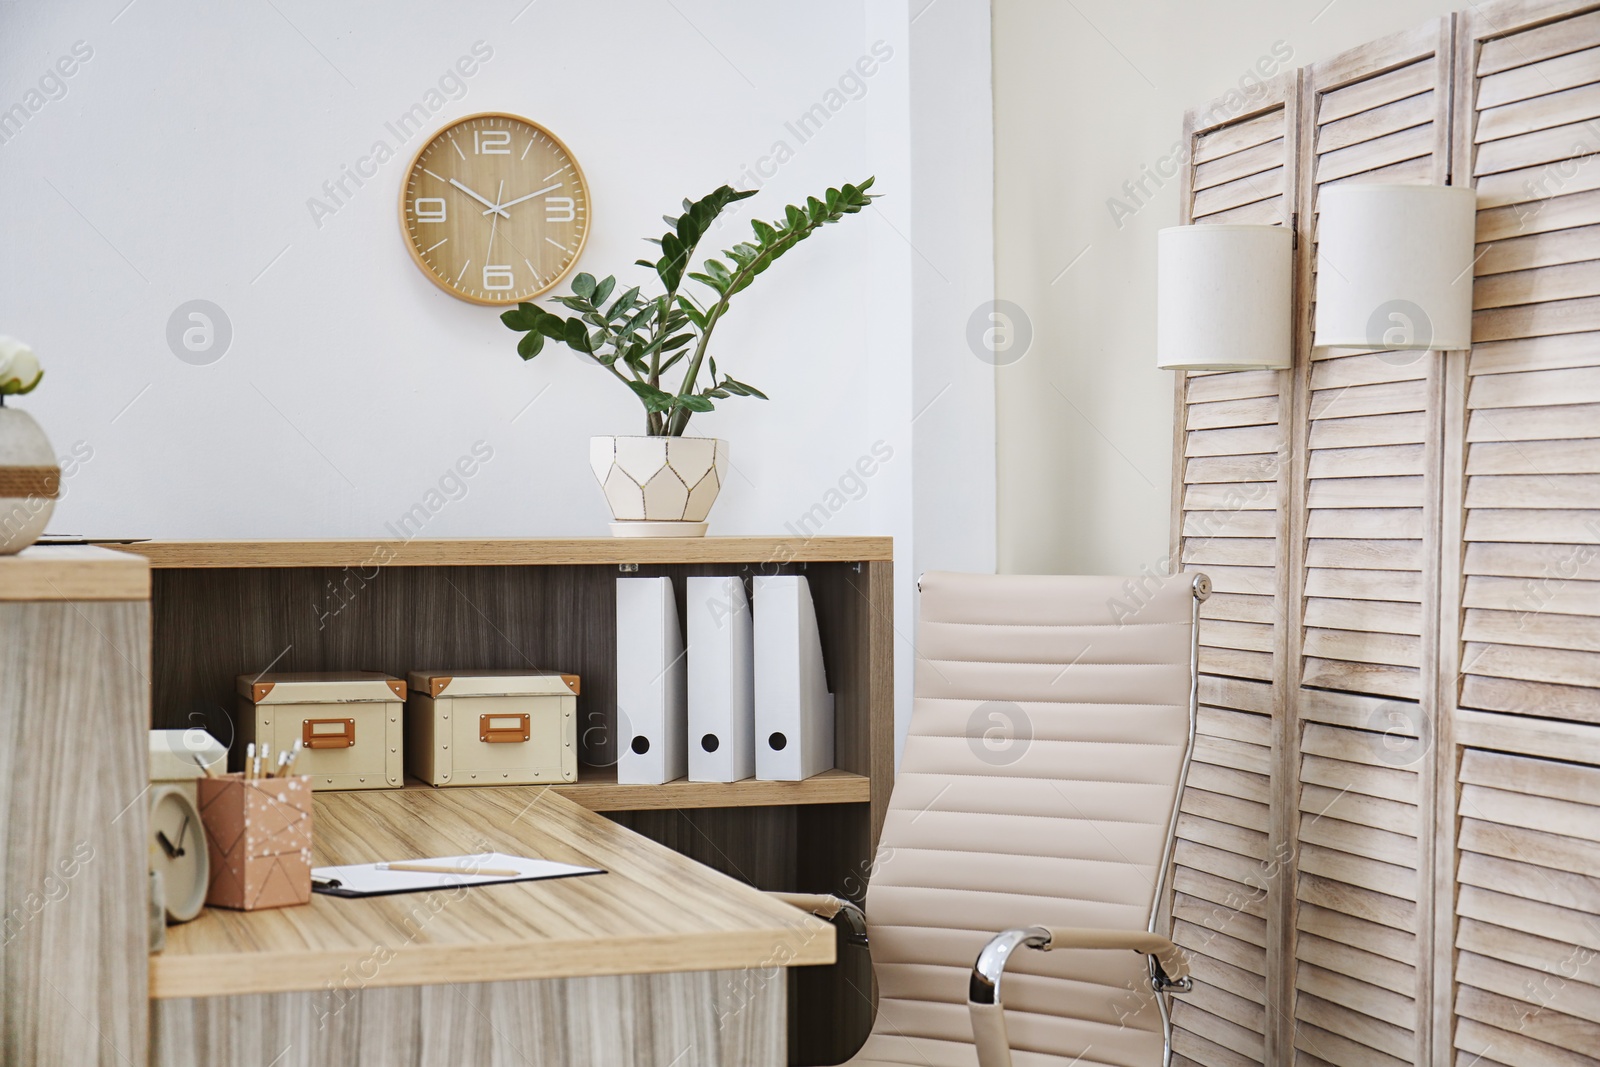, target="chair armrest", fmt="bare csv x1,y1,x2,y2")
767,892,868,946
967,926,1190,1067
1043,926,1189,983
